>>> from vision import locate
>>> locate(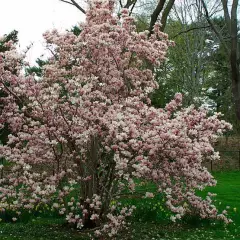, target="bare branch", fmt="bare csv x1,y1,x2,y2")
200,0,229,55
59,0,86,14
129,0,137,16
119,0,123,8
46,47,58,60
124,0,135,9
59,0,74,6
172,25,211,39
70,0,86,14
